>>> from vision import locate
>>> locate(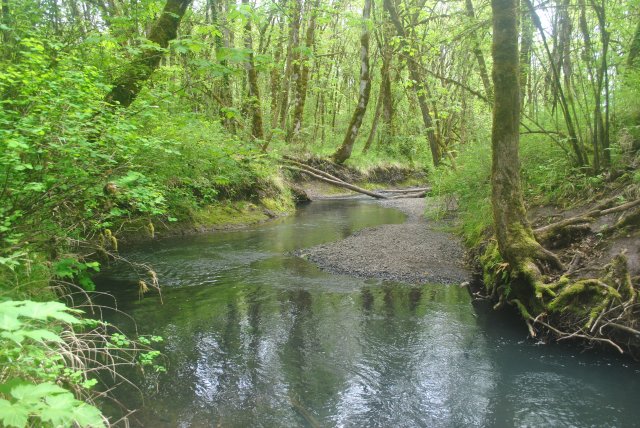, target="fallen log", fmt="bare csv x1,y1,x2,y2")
379,187,430,194
388,191,428,199
283,165,388,199
283,157,348,184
